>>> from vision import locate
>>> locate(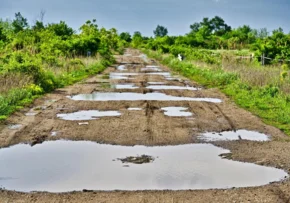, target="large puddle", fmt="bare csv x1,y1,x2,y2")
198,130,270,142
147,85,199,91
161,107,193,117
0,141,287,192
68,92,222,103
57,110,121,121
